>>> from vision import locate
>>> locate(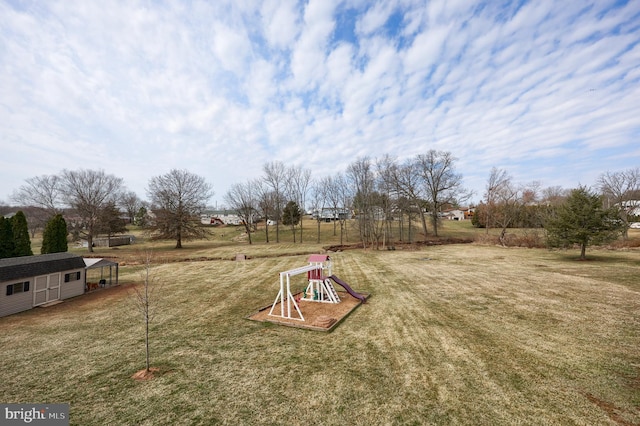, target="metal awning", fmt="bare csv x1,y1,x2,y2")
83,258,119,286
